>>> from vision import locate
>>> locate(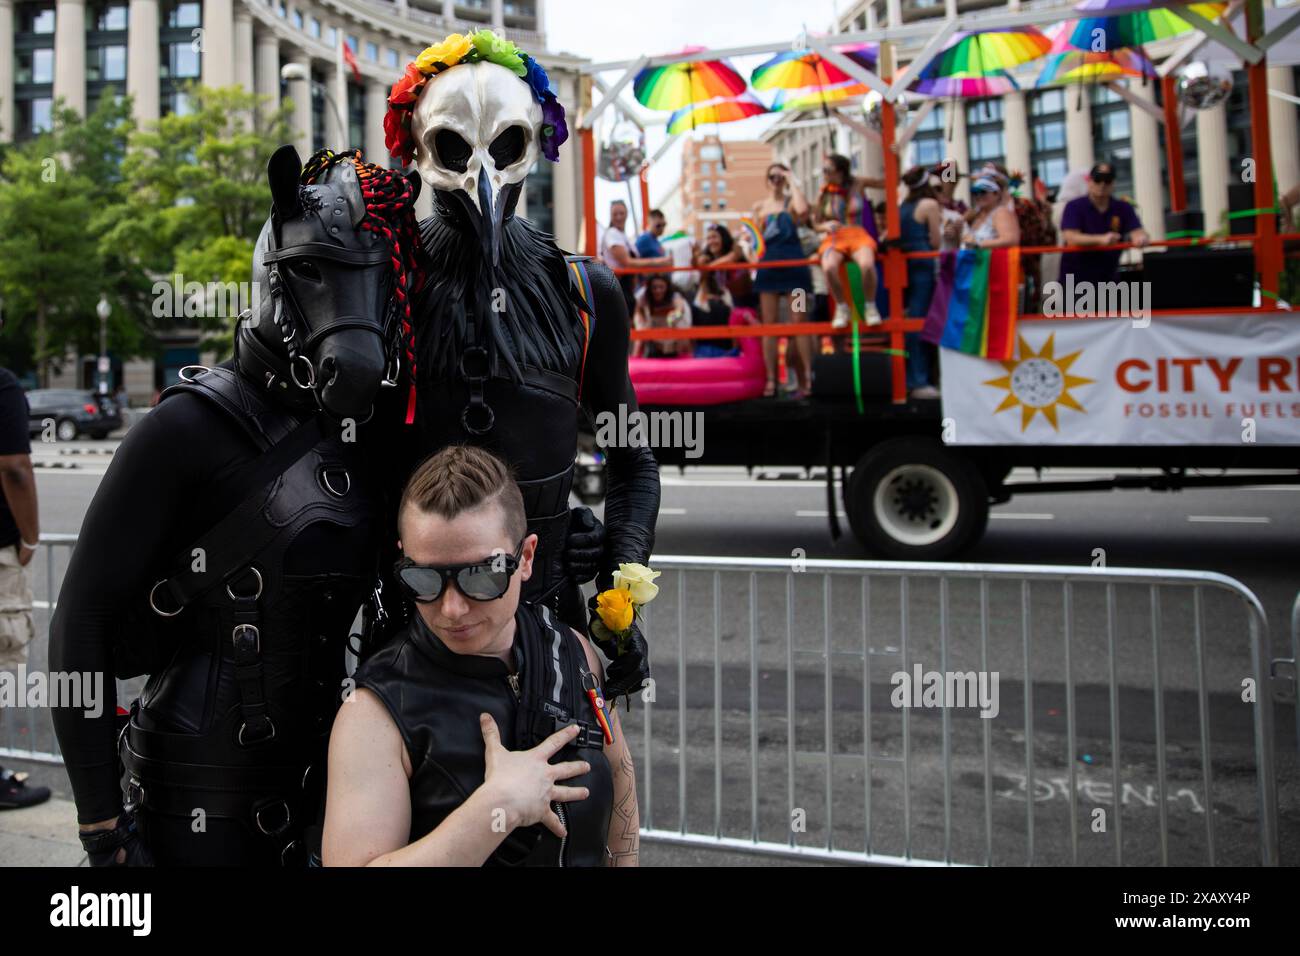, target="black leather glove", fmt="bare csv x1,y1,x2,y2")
79,810,153,867
564,506,605,586
586,594,650,705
